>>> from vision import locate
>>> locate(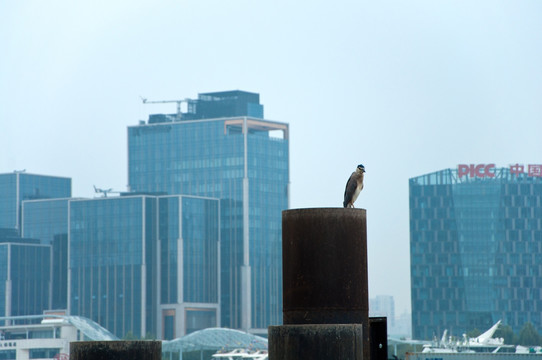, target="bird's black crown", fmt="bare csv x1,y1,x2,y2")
357,164,365,171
